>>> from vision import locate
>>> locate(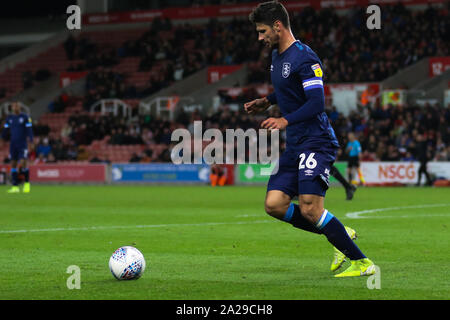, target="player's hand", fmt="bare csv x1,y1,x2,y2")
244,98,269,114
261,117,288,130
